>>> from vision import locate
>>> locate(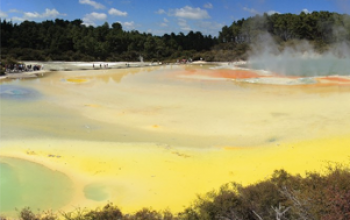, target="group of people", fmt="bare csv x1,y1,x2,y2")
5,63,44,73
177,58,193,64
93,63,108,69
